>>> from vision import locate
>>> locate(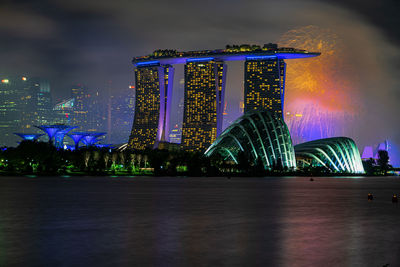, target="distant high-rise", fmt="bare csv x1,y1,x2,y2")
128,63,174,150
29,78,53,125
109,87,135,144
89,91,106,132
181,60,226,152
71,85,89,127
53,98,74,125
0,76,28,146
244,58,286,115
